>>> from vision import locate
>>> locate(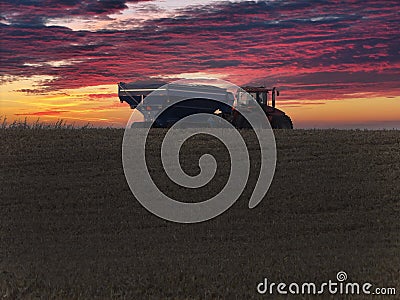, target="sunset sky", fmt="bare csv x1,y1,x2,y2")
1,0,399,128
